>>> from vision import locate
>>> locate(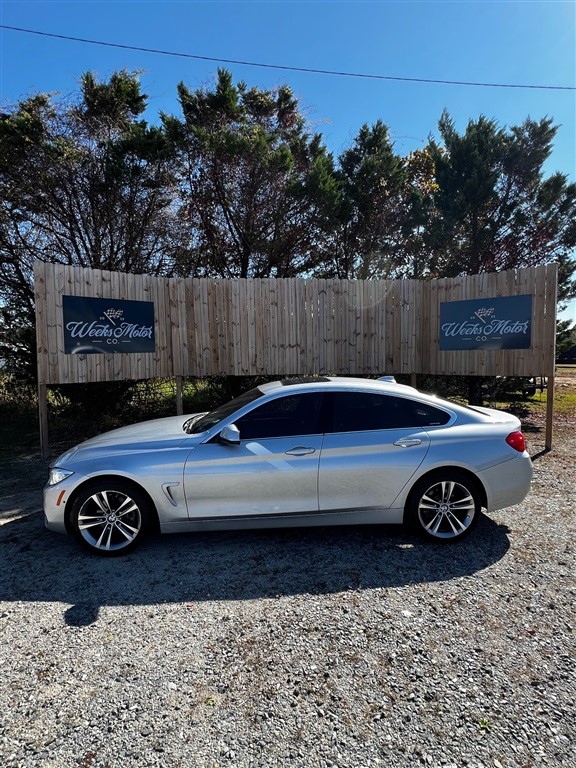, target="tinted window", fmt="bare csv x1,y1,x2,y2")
330,392,450,432
187,387,265,434
236,393,325,439
398,398,451,427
